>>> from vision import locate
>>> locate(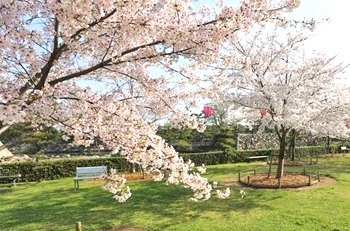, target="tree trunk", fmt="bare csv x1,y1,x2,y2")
276,156,285,179
129,163,136,173
275,126,289,179
326,136,331,154
289,129,296,161
267,153,273,178
0,124,10,135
